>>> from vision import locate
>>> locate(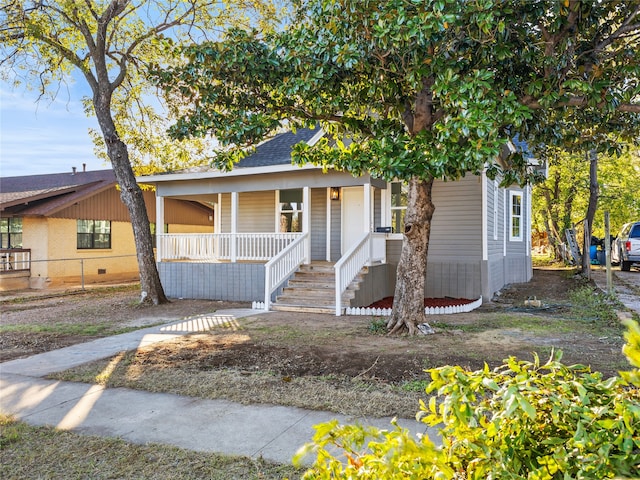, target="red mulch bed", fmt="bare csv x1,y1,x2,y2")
368,297,475,309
